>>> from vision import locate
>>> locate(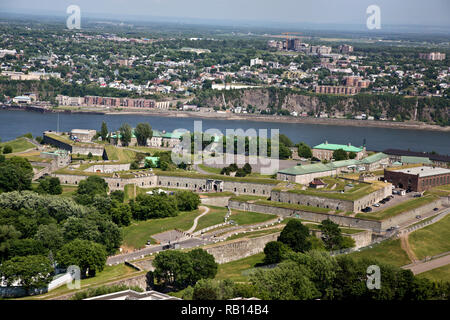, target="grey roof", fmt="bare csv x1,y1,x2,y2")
395,166,450,178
